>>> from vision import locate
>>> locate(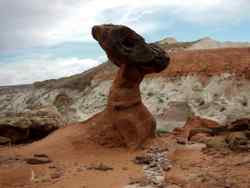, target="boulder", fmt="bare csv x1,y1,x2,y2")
0,106,66,144
175,116,250,151
174,116,221,142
